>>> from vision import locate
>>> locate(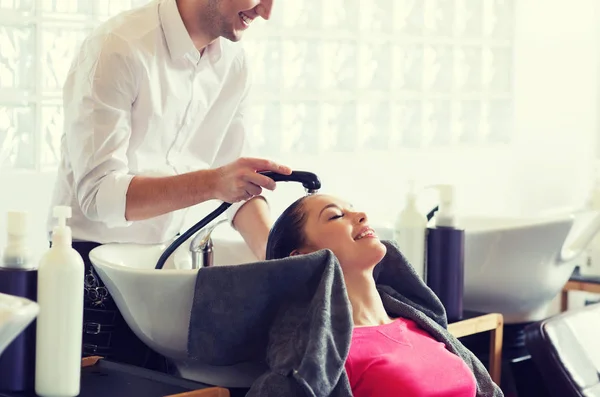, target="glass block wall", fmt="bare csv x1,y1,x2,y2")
0,0,514,171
